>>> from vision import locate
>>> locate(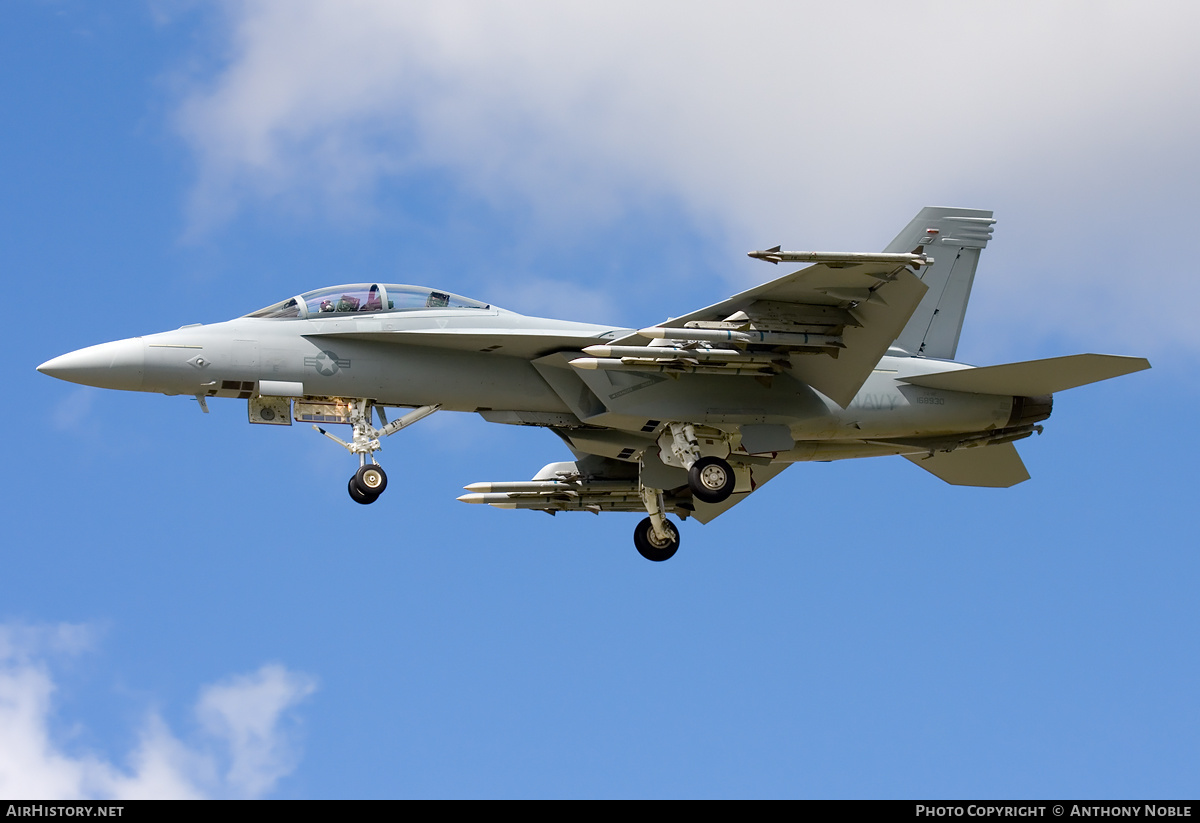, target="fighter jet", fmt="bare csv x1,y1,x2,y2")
37,207,1149,561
